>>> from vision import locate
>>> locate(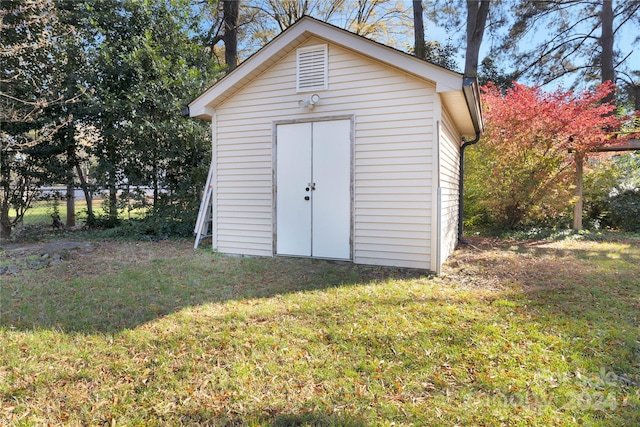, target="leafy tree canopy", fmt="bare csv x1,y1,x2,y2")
465,81,633,229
